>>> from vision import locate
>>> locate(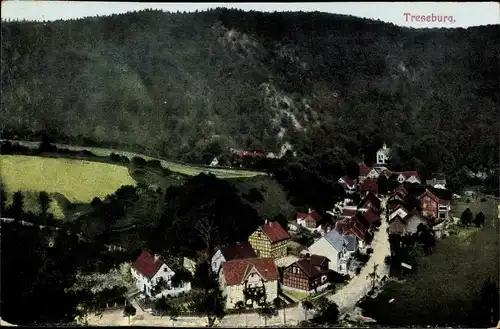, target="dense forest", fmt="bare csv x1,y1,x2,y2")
1,9,499,182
